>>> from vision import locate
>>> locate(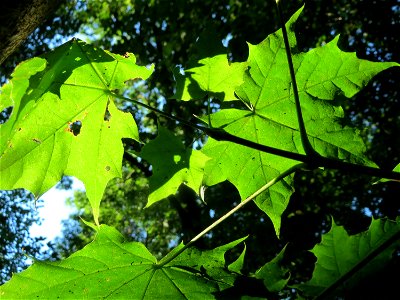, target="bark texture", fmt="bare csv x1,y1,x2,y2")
0,0,62,64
